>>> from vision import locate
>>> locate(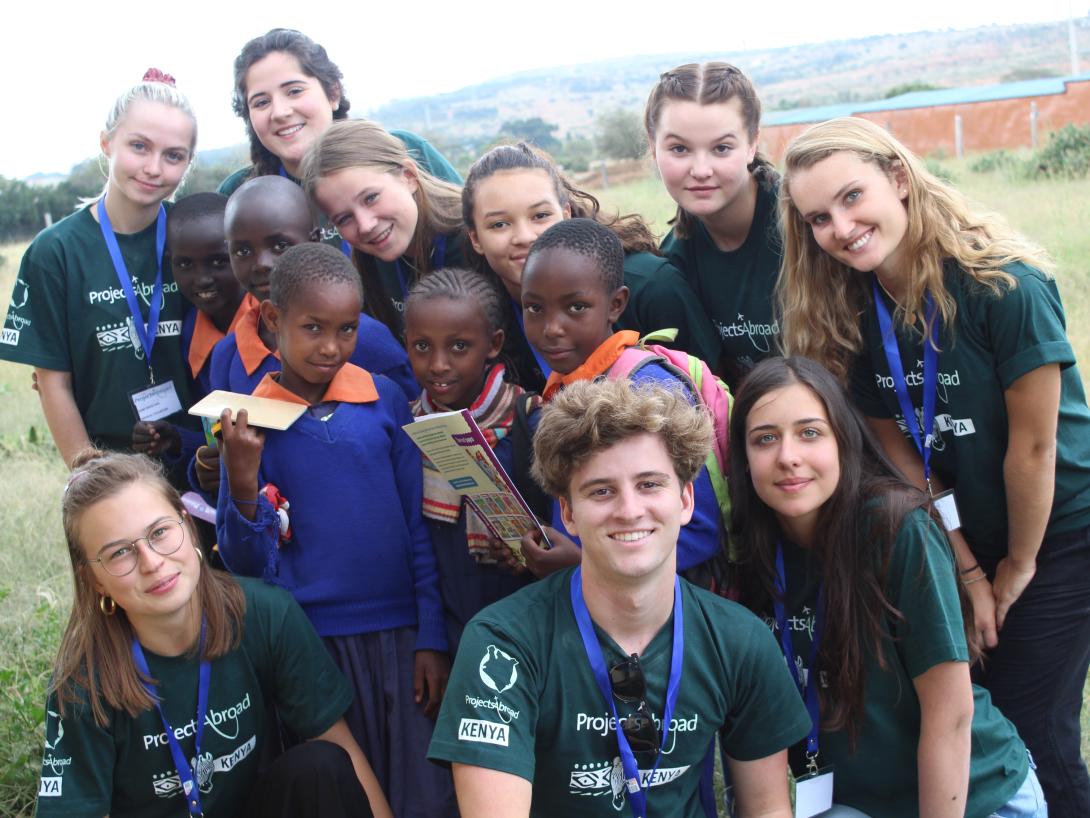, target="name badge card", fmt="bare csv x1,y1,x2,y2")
794,768,834,818
932,488,962,532
129,380,183,422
